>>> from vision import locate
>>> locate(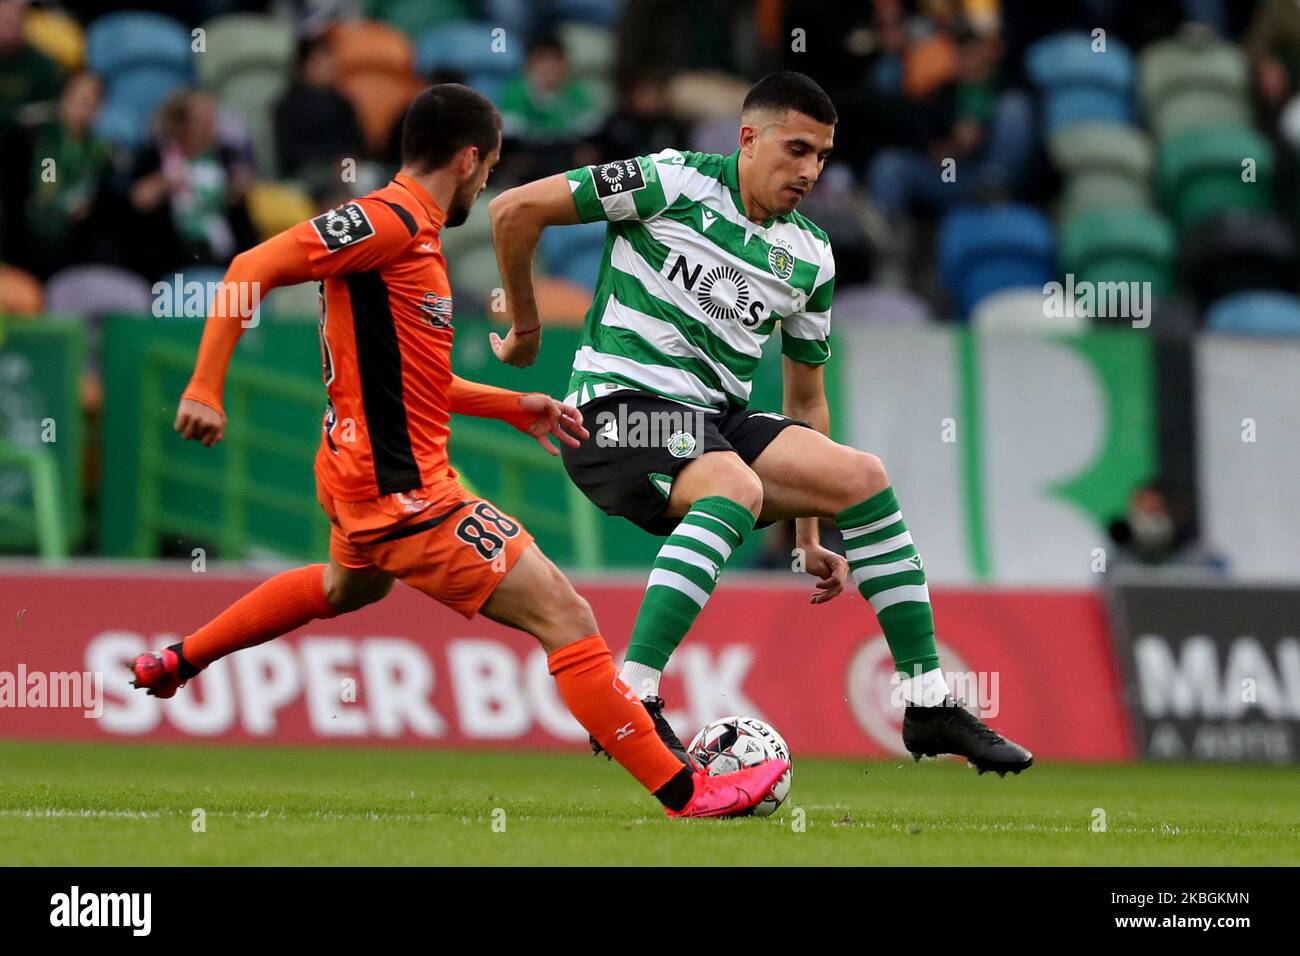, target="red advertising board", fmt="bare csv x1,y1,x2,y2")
0,569,1135,760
